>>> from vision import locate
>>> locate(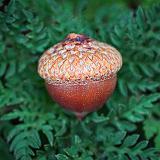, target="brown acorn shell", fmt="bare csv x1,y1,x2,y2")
46,76,117,119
